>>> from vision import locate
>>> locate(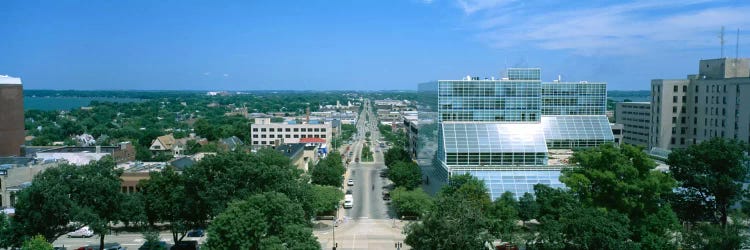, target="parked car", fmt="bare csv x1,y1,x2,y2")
383,193,391,201
67,226,94,238
347,179,354,186
186,229,205,237
139,241,171,250
76,243,125,250
346,189,352,194
171,240,200,250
